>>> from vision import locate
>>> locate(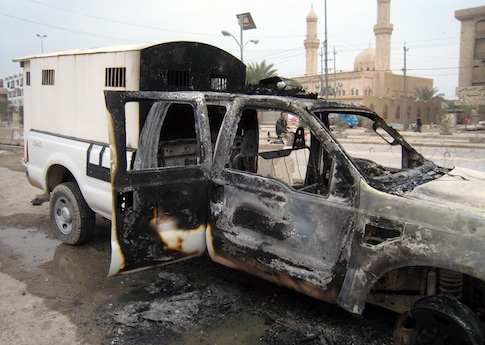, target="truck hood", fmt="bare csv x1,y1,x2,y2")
405,167,485,217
